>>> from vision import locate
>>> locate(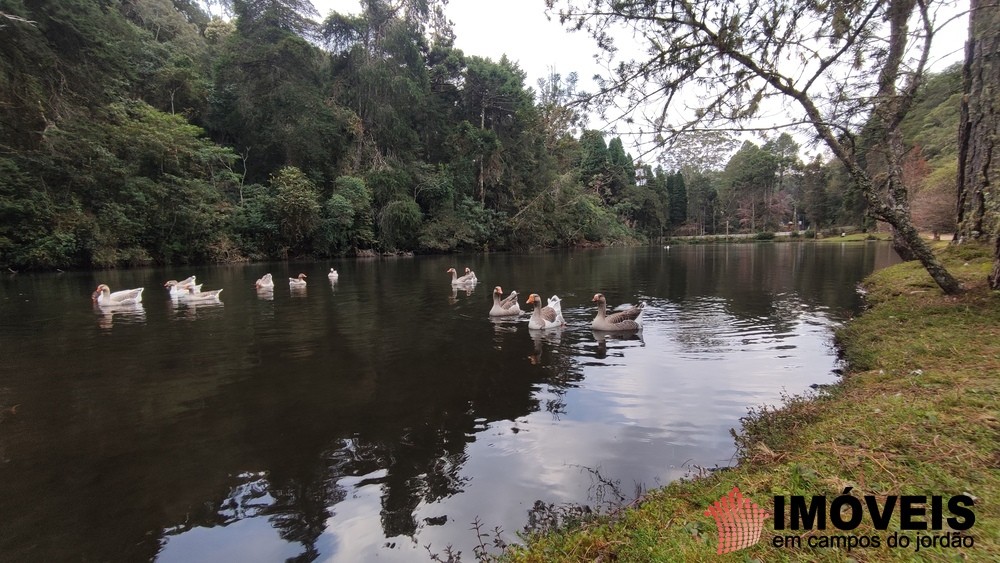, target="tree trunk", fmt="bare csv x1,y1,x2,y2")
892,212,962,293
883,128,919,261
957,0,1000,289
993,235,1000,287
891,228,917,261
849,164,963,294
